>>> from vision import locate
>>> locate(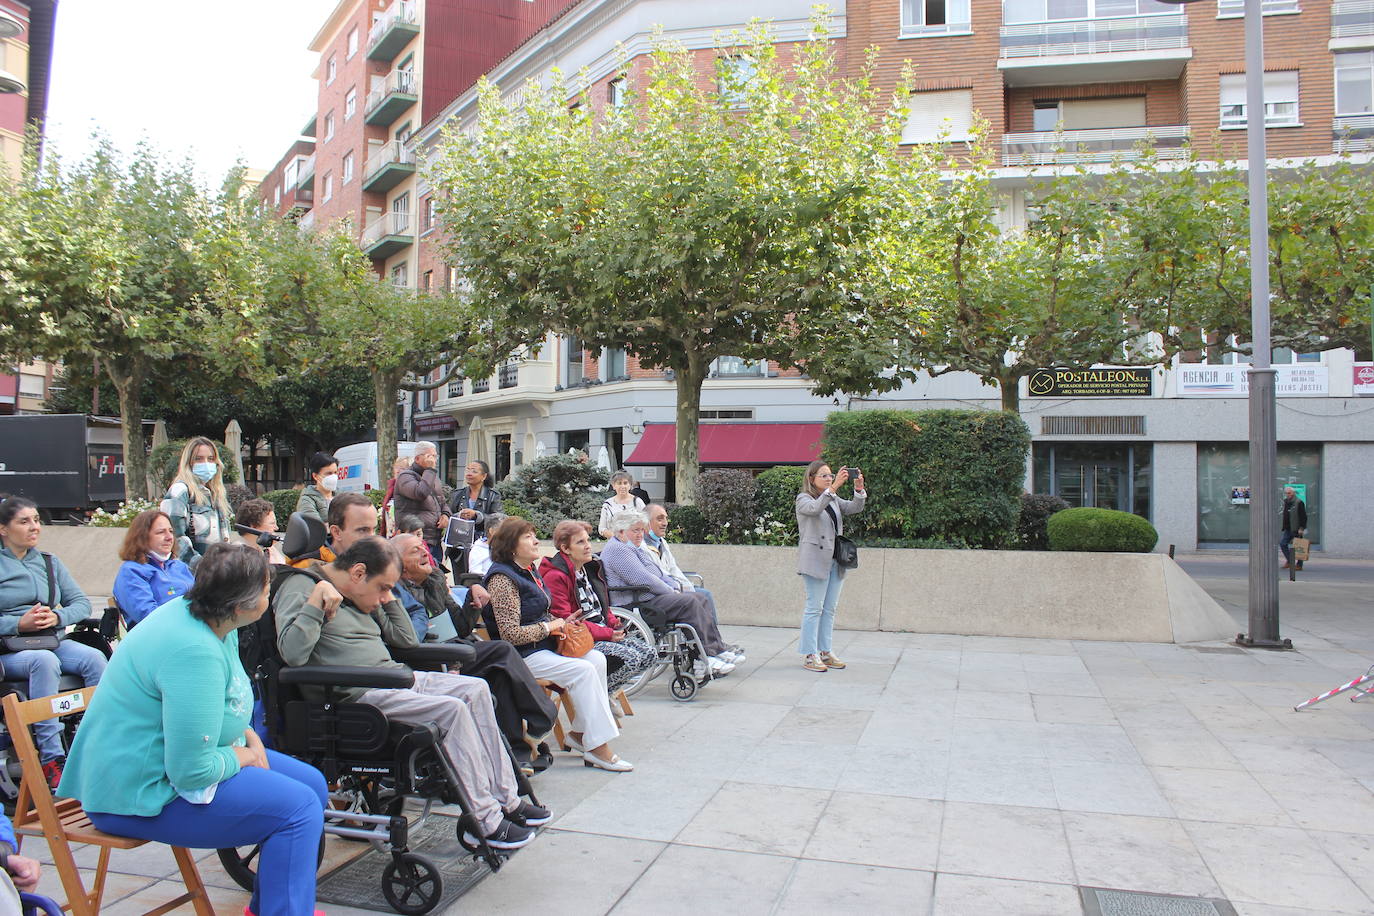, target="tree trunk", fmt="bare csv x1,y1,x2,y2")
999,373,1021,414
374,369,403,491
672,354,709,506
105,356,148,503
